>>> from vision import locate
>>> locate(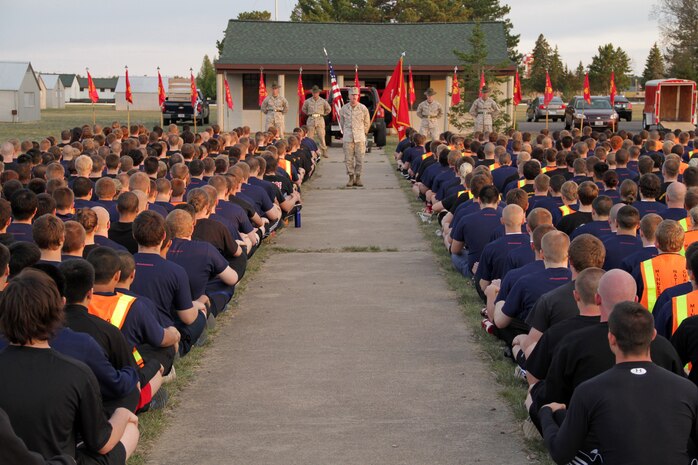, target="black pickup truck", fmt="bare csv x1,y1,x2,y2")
162,89,210,126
